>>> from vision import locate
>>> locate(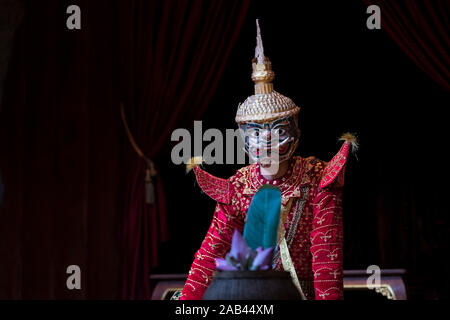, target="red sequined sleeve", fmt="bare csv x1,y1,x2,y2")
180,201,244,300
310,185,344,300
